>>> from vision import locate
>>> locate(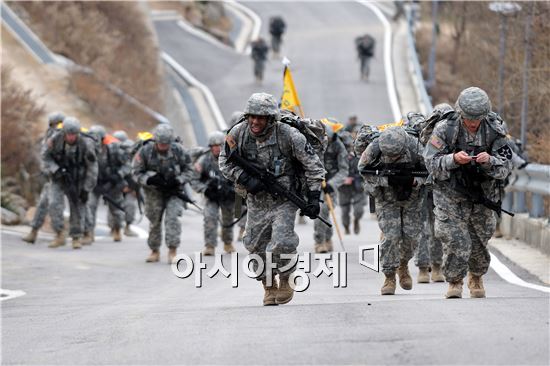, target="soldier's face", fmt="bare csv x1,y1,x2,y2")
156,143,170,153
64,133,78,145
210,145,221,158
248,115,268,134
463,118,482,134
